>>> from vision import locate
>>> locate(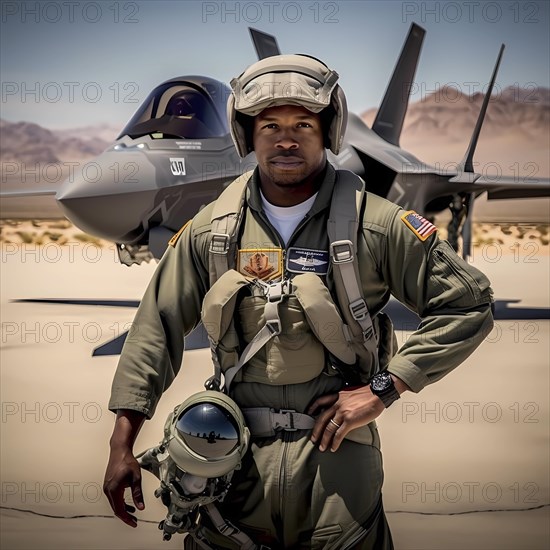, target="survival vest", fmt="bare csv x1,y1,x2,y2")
202,170,397,392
